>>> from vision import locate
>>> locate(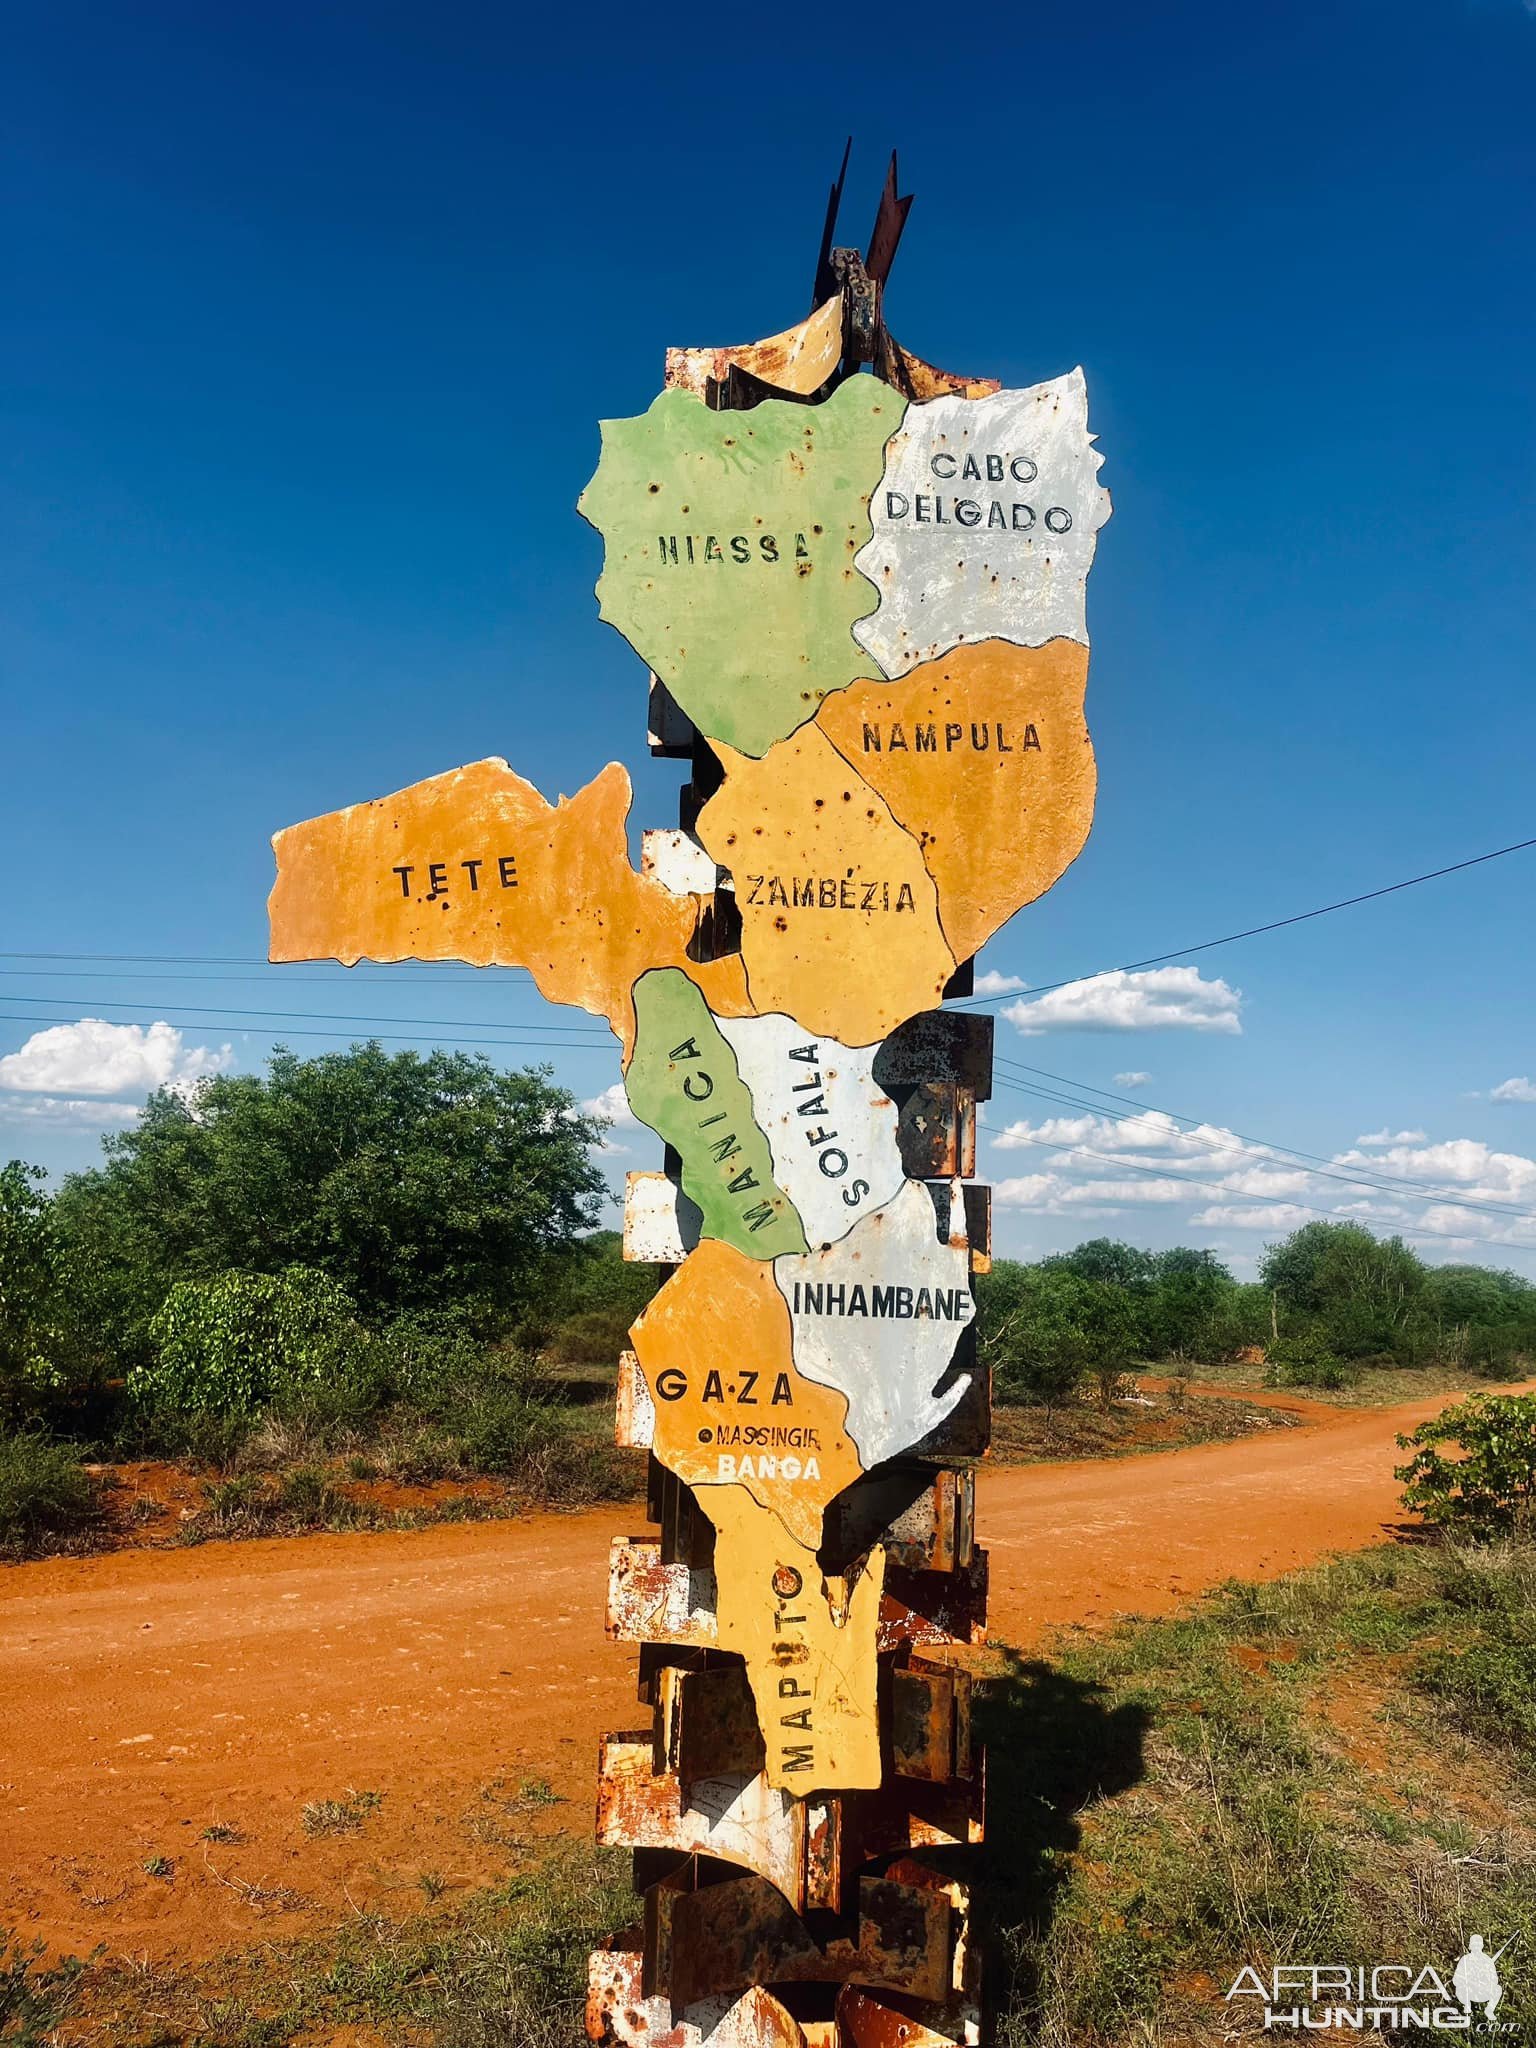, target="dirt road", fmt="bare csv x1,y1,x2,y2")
0,1385,1486,1964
